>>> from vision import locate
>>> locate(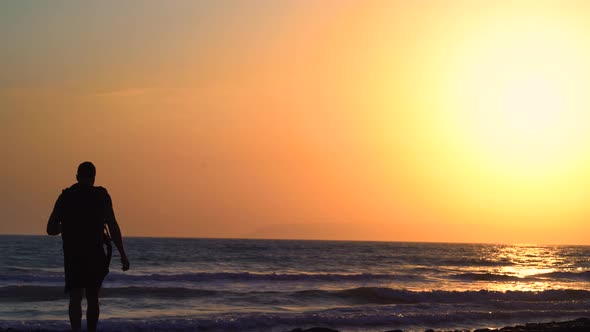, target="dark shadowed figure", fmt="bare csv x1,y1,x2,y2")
47,162,130,332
